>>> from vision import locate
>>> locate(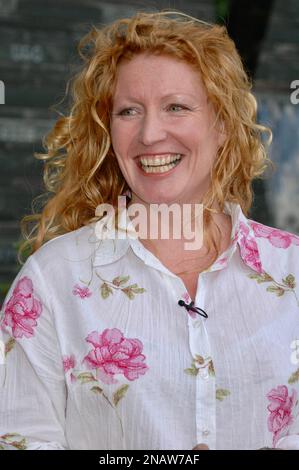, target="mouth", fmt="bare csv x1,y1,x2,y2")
137,153,183,174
